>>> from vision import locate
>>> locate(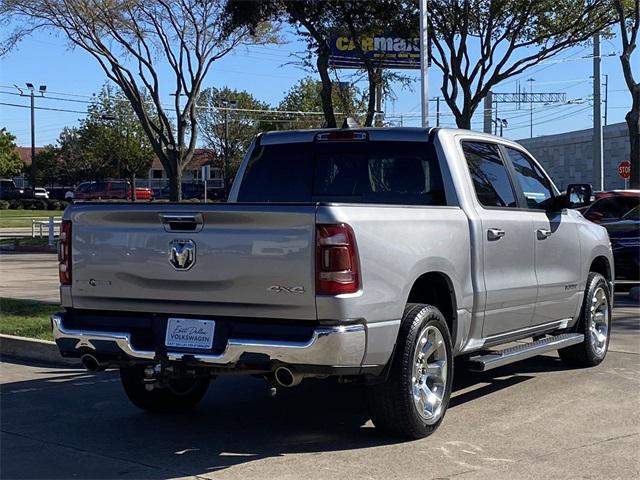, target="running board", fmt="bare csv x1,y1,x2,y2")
466,333,584,372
